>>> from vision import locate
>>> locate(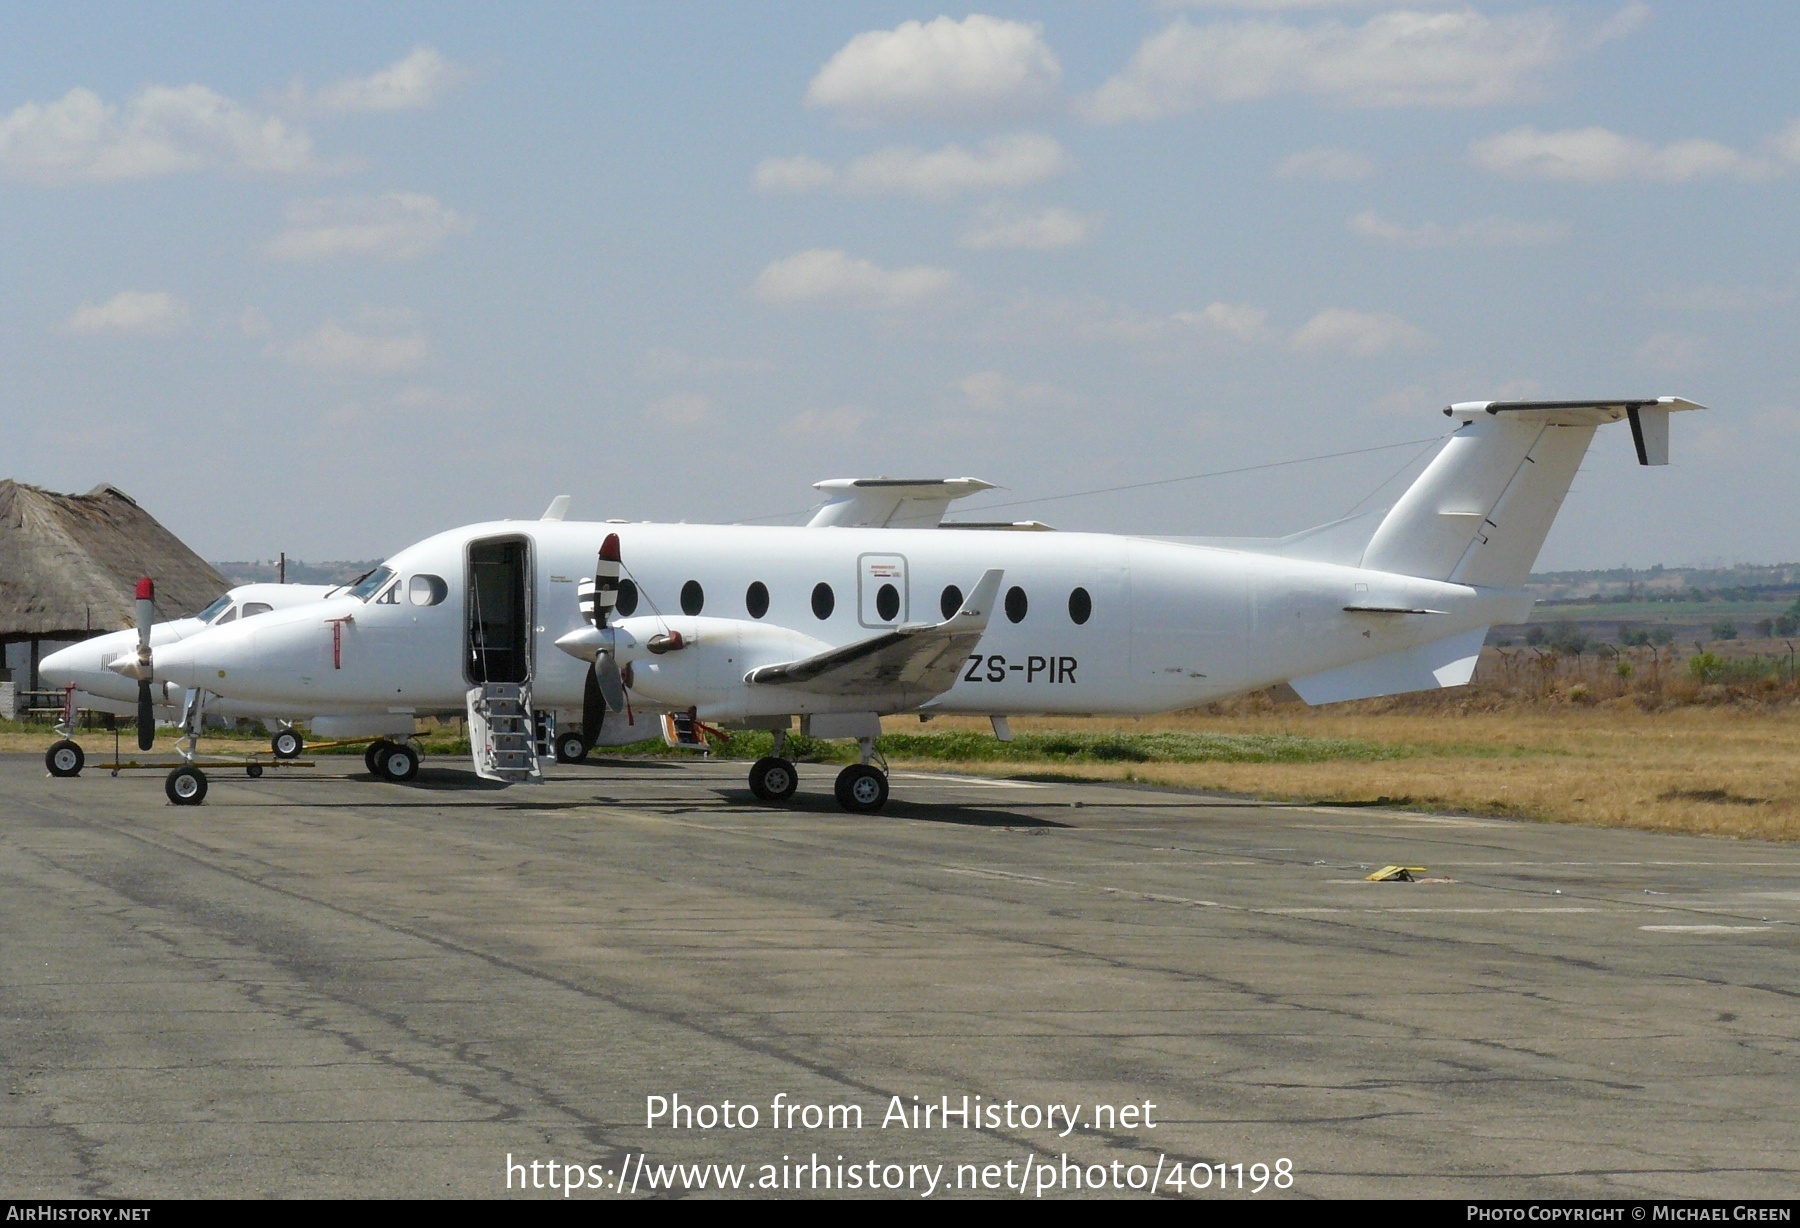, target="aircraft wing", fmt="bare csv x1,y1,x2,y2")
745,569,1002,699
